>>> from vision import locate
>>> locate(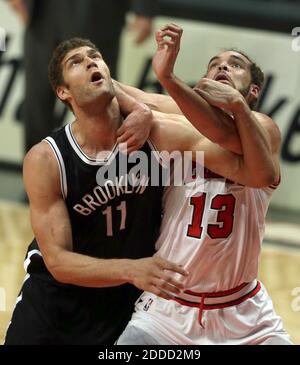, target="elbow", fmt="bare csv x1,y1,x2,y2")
51,269,70,284
265,169,277,187
260,161,277,187
249,167,276,188
45,255,71,284
217,135,243,155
